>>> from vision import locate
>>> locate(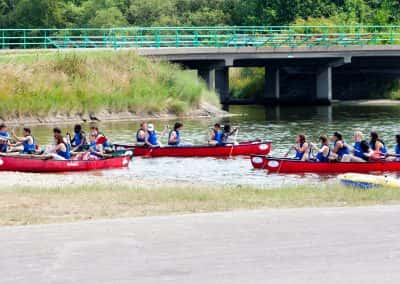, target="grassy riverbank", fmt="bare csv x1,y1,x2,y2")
0,50,219,121
2,183,400,226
